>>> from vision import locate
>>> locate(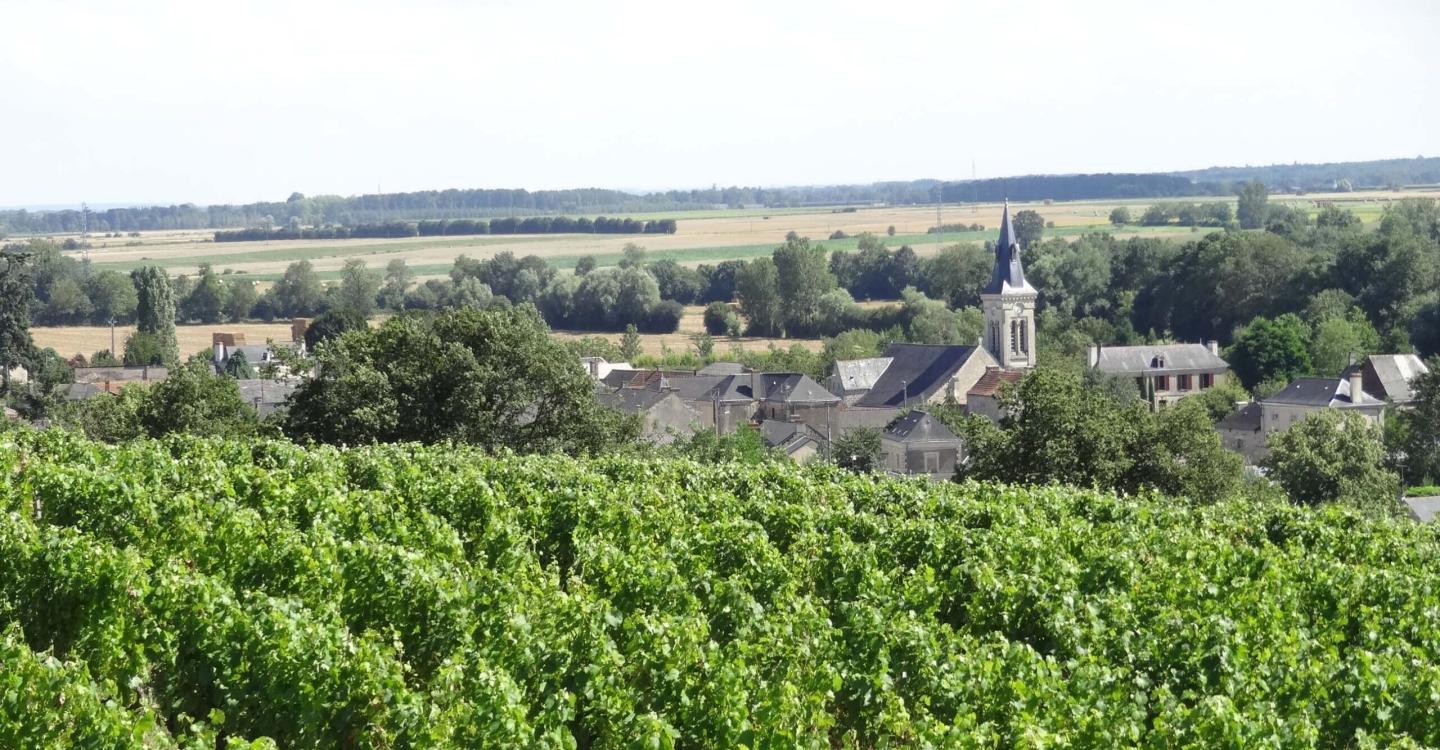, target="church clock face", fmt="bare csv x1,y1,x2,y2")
1012,304,1024,317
